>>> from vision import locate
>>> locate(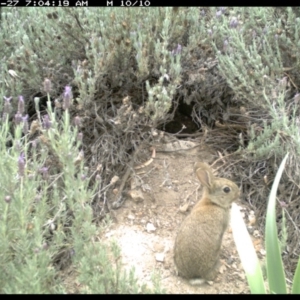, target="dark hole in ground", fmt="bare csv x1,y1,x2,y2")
159,101,199,135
